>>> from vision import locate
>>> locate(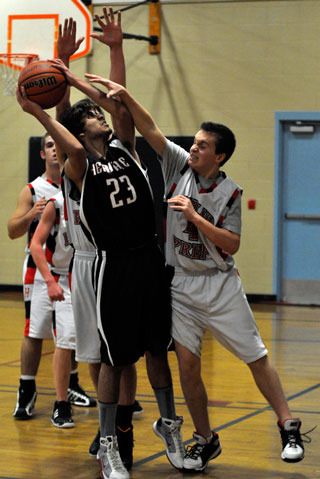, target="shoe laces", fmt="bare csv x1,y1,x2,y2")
70,384,87,396
301,425,317,445
282,424,316,448
185,442,205,459
163,418,184,455
107,440,127,471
